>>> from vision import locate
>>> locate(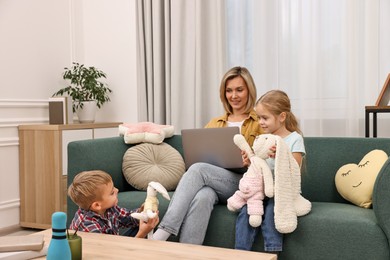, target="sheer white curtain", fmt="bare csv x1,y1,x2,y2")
226,0,386,137
137,0,390,136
